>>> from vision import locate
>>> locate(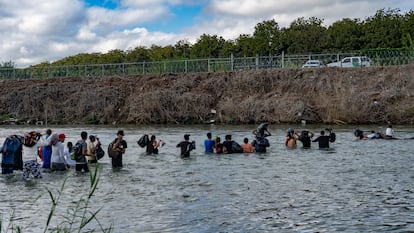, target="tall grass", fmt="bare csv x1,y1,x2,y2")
1,164,113,233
